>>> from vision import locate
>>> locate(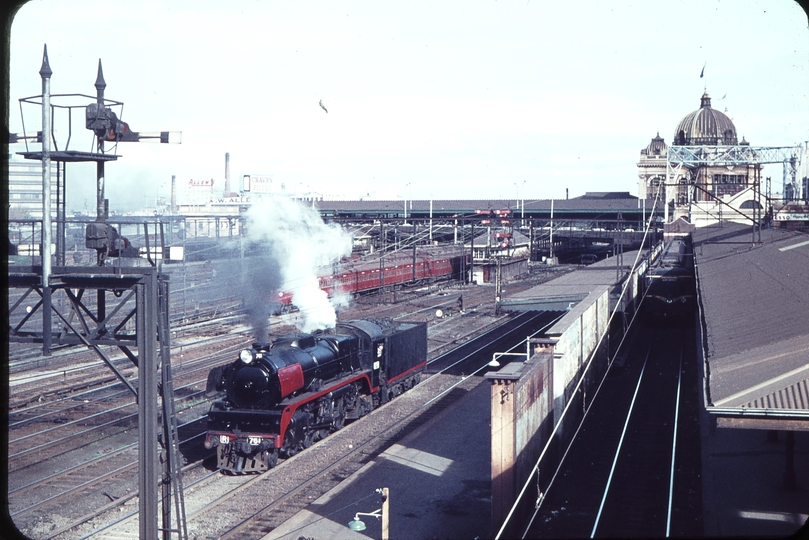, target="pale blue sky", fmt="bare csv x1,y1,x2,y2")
8,0,809,211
